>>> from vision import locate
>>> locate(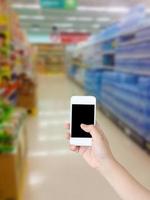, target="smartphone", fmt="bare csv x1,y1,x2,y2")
70,96,96,146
